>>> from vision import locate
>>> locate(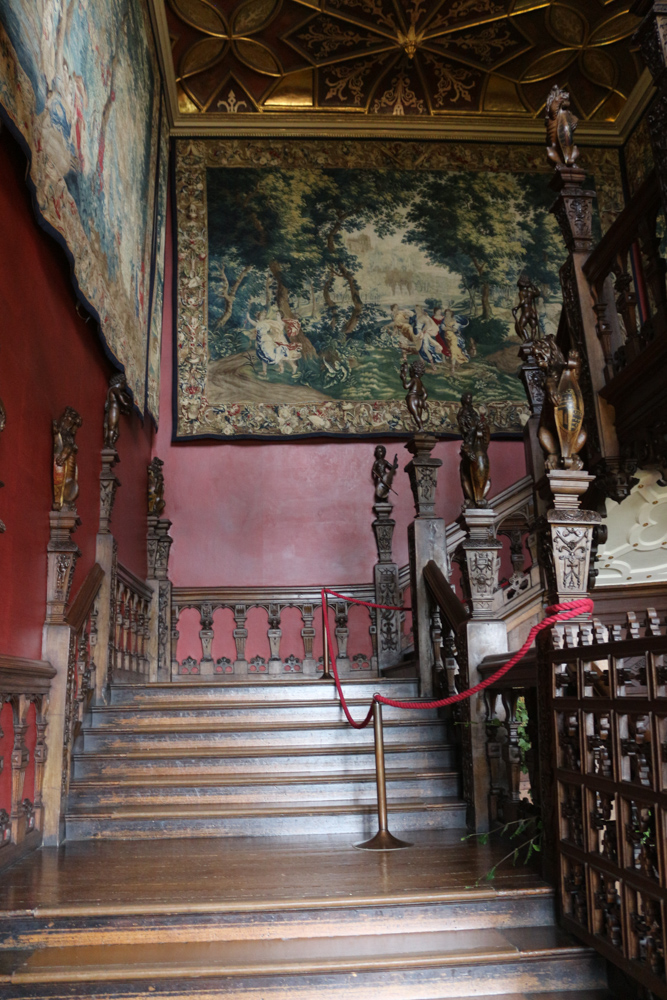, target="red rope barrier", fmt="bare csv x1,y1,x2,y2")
323,587,411,612
320,588,593,730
